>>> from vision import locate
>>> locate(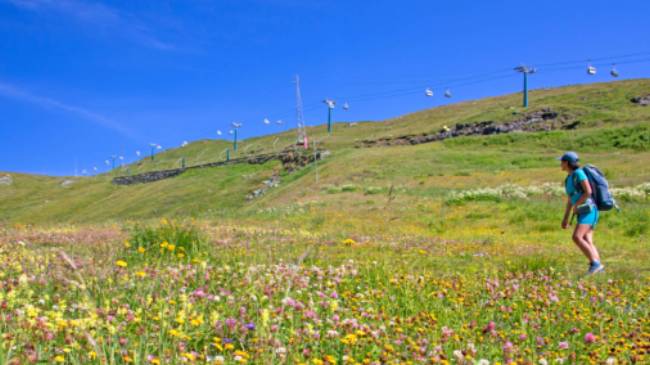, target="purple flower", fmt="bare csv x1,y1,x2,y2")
225,318,237,330
246,322,256,331
584,332,596,344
